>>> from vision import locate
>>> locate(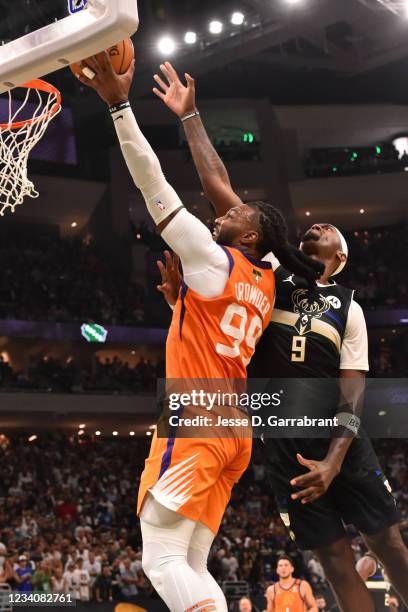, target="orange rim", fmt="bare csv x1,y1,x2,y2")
0,79,62,130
